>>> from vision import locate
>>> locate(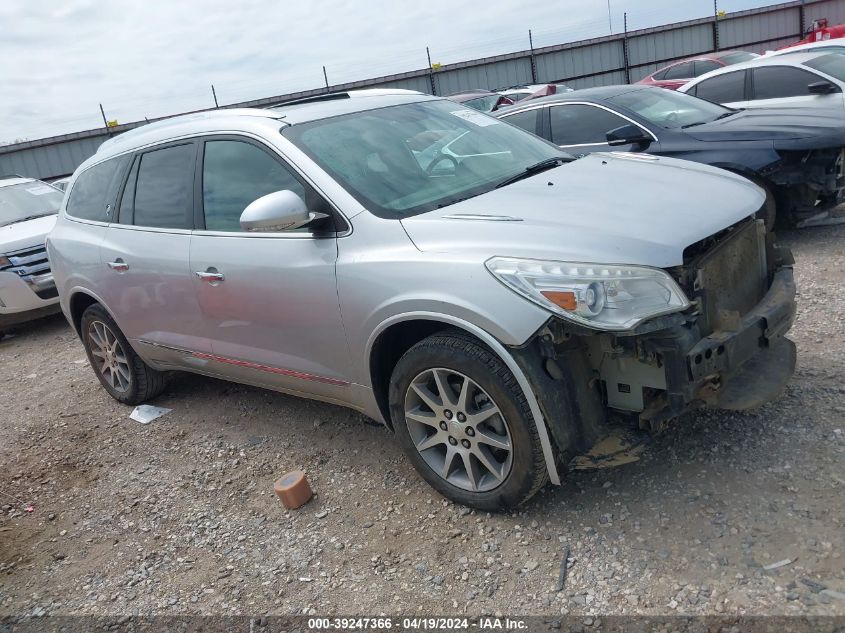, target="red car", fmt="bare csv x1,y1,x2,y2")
637,50,758,90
